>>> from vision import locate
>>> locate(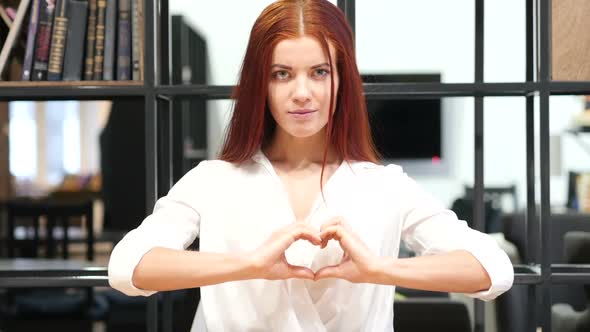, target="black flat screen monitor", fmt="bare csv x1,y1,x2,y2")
362,74,442,162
